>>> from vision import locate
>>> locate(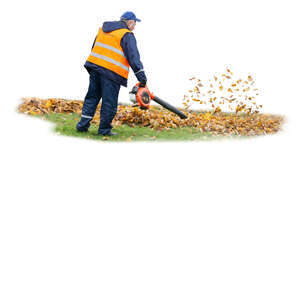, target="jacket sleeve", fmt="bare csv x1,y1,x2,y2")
120,33,147,83
91,36,96,50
